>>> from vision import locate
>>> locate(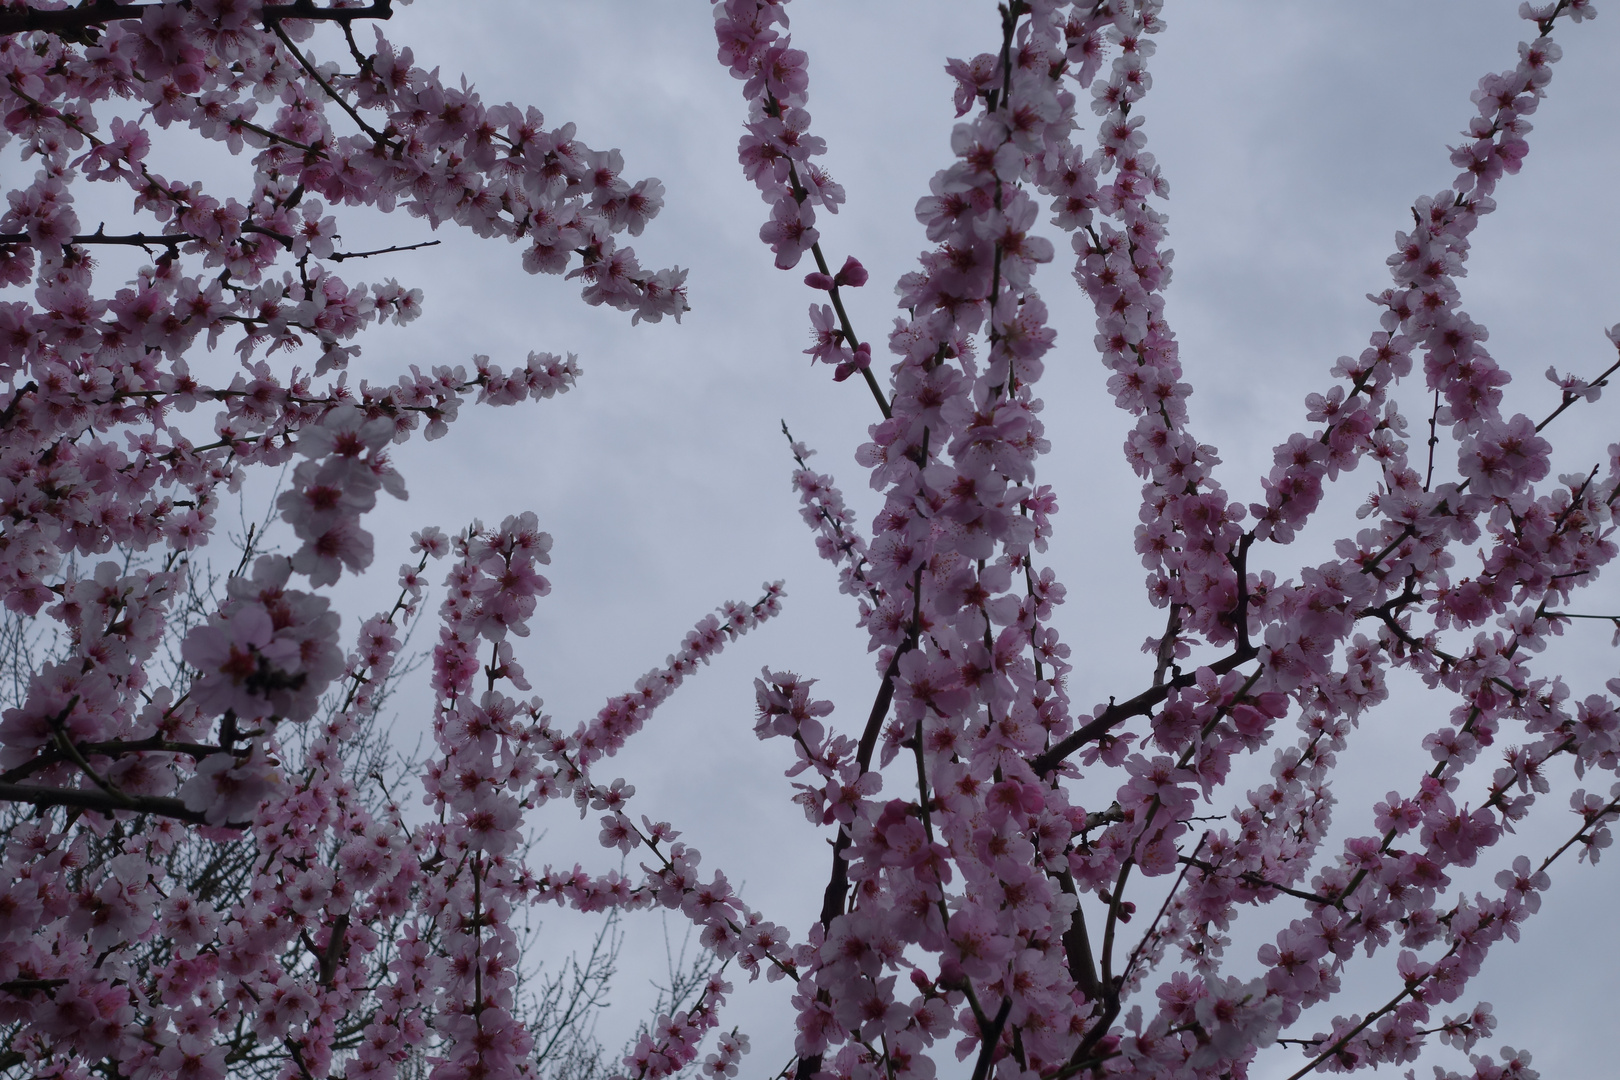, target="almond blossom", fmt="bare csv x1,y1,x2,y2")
0,2,1617,1080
